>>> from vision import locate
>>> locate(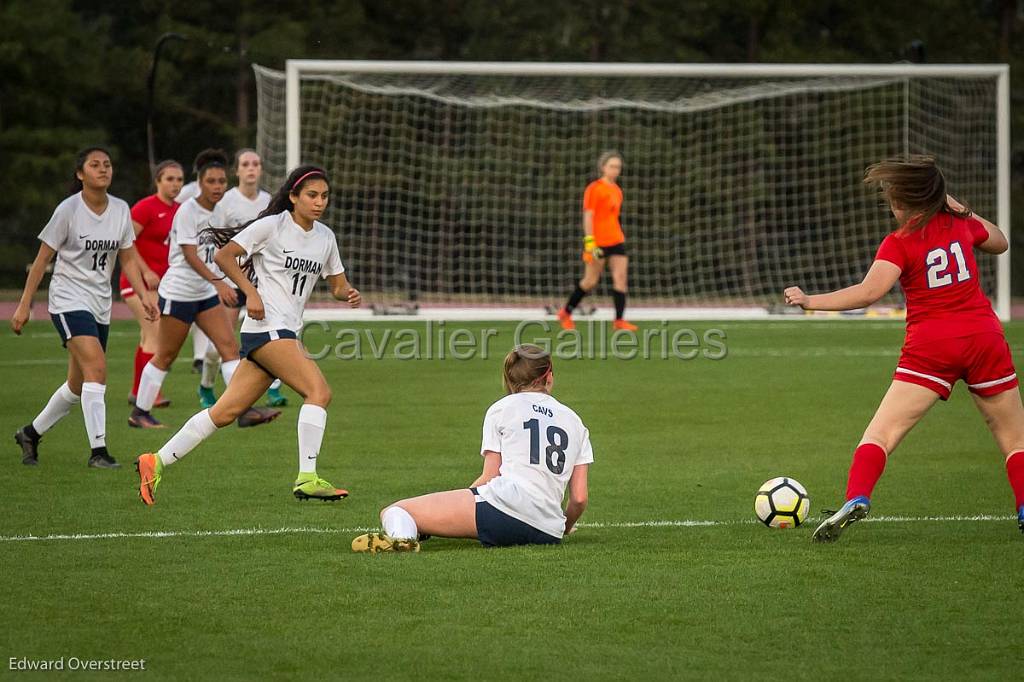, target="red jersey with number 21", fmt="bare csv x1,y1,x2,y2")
874,213,1002,346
